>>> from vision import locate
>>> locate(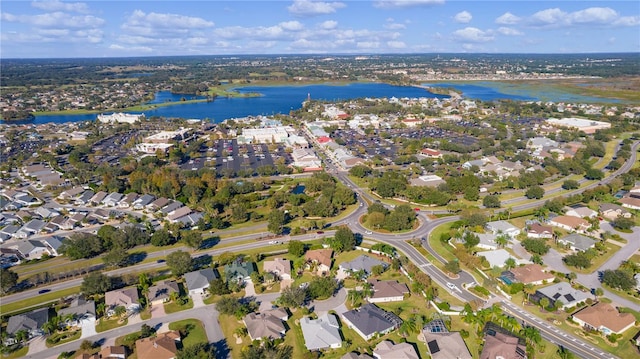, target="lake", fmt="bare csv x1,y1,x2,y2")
7,81,619,125
18,83,447,125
